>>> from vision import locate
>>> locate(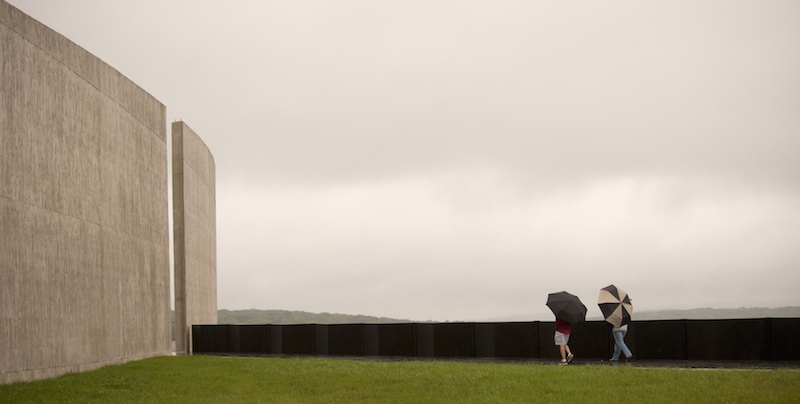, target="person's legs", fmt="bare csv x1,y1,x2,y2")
565,343,573,363
612,336,622,360
555,331,570,361
612,329,632,359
